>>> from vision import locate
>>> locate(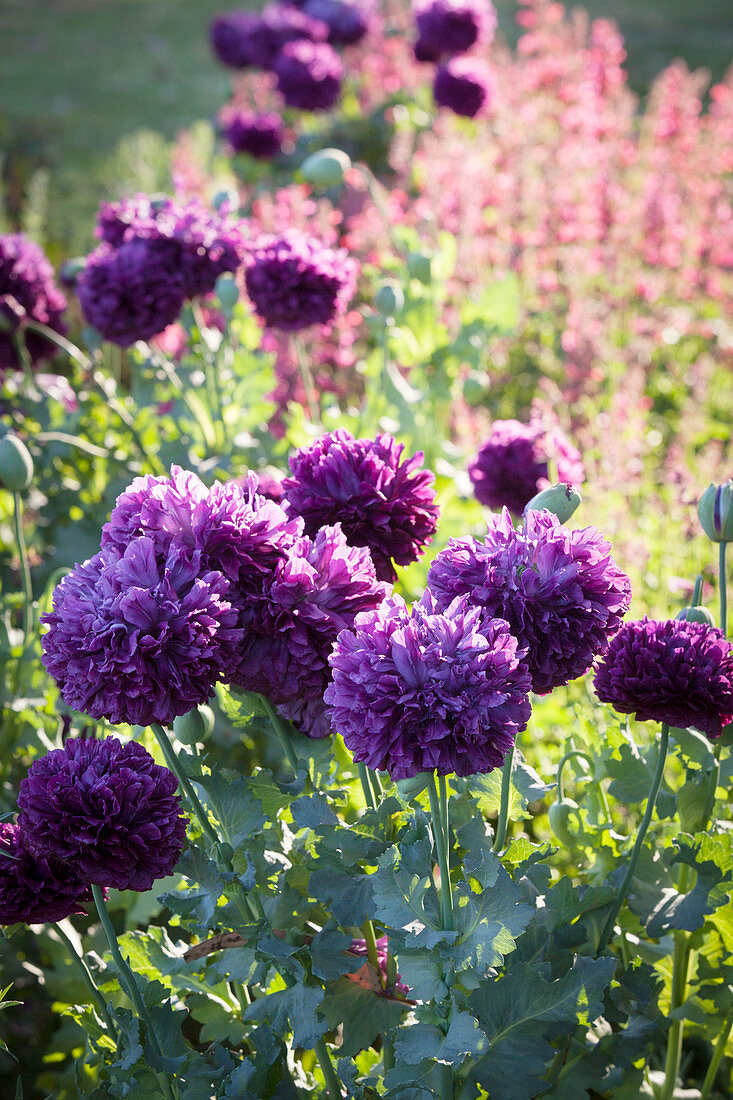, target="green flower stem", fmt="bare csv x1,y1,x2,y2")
151,349,217,453
700,1007,733,1100
354,165,408,259
660,933,692,1100
12,330,40,397
439,774,451,873
362,919,381,979
701,753,721,832
383,1038,395,1074
292,335,319,423
720,541,728,637
428,773,454,932
259,696,299,778
91,884,163,1056
150,723,259,926
597,724,670,953
314,1035,344,1099
357,762,377,812
492,745,515,853
190,300,224,438
12,491,33,643
55,922,118,1037
150,723,219,849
